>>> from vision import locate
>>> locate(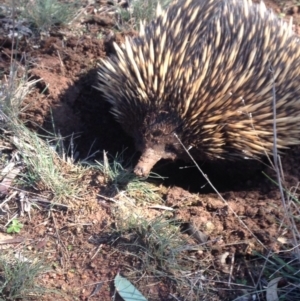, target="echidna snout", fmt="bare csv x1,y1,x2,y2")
134,126,182,177
134,148,163,177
